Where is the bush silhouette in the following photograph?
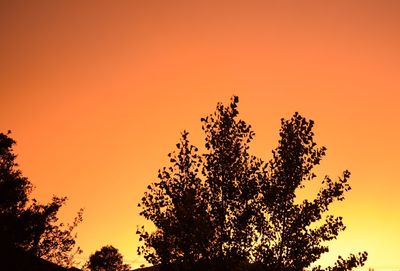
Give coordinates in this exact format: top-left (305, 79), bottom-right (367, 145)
top-left (137, 96), bottom-right (367, 271)
top-left (85, 245), bottom-right (130, 271)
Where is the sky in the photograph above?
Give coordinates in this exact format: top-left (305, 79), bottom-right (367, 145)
top-left (0, 0), bottom-right (399, 269)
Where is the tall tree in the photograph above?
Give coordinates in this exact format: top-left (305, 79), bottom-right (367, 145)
top-left (85, 245), bottom-right (130, 271)
top-left (0, 131), bottom-right (83, 267)
top-left (254, 113), bottom-right (367, 271)
top-left (201, 96), bottom-right (262, 269)
top-left (137, 131), bottom-right (213, 270)
top-left (137, 97), bottom-right (367, 271)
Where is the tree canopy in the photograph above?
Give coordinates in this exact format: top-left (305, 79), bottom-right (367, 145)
top-left (85, 245), bottom-right (131, 271)
top-left (137, 97), bottom-right (367, 271)
top-left (0, 131), bottom-right (83, 267)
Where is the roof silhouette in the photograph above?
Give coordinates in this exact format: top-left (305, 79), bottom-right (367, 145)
top-left (0, 245), bottom-right (81, 271)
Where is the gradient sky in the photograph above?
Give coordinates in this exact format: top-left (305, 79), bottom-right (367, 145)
top-left (0, 1), bottom-right (399, 269)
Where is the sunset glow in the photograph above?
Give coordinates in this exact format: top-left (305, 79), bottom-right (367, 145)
top-left (0, 1), bottom-right (399, 270)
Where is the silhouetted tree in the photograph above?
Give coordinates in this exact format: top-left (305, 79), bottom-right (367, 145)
top-left (85, 245), bottom-right (130, 271)
top-left (200, 96), bottom-right (263, 270)
top-left (137, 131), bottom-right (214, 270)
top-left (137, 97), bottom-right (367, 271)
top-left (0, 131), bottom-right (83, 267)
top-left (253, 113), bottom-right (367, 271)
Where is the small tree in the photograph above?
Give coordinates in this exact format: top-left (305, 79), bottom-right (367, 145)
top-left (85, 245), bottom-right (130, 271)
top-left (0, 131), bottom-right (83, 267)
top-left (137, 97), bottom-right (367, 271)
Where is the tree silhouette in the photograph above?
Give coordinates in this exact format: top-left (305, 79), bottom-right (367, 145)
top-left (200, 97), bottom-right (263, 270)
top-left (85, 245), bottom-right (130, 271)
top-left (253, 113), bottom-right (367, 271)
top-left (137, 97), bottom-right (367, 271)
top-left (0, 131), bottom-right (83, 267)
top-left (137, 131), bottom-right (214, 269)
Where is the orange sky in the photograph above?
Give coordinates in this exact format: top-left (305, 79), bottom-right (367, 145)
top-left (0, 1), bottom-right (399, 269)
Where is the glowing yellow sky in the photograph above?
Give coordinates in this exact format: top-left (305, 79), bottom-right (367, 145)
top-left (0, 1), bottom-right (399, 269)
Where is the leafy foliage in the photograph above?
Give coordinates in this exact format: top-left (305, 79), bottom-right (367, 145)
top-left (137, 97), bottom-right (367, 271)
top-left (0, 131), bottom-right (83, 267)
top-left (137, 131), bottom-right (213, 269)
top-left (85, 245), bottom-right (130, 271)
top-left (200, 97), bottom-right (263, 268)
top-left (254, 113), bottom-right (367, 271)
